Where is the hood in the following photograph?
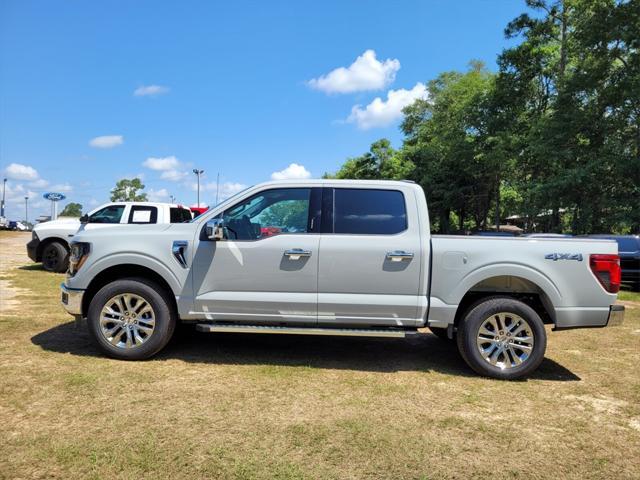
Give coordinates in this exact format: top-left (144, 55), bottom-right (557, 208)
top-left (72, 222), bottom-right (175, 242)
top-left (34, 217), bottom-right (80, 231)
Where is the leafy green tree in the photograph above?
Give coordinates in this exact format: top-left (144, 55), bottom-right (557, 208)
top-left (401, 62), bottom-right (499, 233)
top-left (59, 202), bottom-right (82, 217)
top-left (324, 139), bottom-right (414, 180)
top-left (110, 178), bottom-right (148, 202)
top-left (495, 0), bottom-right (640, 233)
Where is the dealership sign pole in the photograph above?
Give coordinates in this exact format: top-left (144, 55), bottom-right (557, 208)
top-left (43, 192), bottom-right (66, 220)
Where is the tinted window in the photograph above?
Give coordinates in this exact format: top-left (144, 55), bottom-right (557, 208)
top-left (223, 188), bottom-right (311, 240)
top-left (334, 189), bottom-right (407, 235)
top-left (128, 206), bottom-right (158, 224)
top-left (89, 205), bottom-right (125, 224)
top-left (170, 208), bottom-right (193, 223)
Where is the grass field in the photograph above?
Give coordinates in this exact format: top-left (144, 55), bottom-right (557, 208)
top-left (1, 231), bottom-right (639, 479)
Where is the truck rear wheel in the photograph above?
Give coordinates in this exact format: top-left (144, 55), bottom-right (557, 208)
top-left (456, 297), bottom-right (546, 380)
top-left (87, 278), bottom-right (176, 360)
top-left (42, 241), bottom-right (69, 273)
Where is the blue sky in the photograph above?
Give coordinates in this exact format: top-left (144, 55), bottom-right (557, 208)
top-left (0, 0), bottom-right (525, 220)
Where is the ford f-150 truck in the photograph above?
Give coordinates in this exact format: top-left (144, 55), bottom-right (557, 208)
top-left (60, 180), bottom-right (624, 379)
top-left (27, 202), bottom-right (193, 272)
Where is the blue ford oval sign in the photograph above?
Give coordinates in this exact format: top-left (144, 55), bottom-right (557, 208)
top-left (43, 192), bottom-right (66, 201)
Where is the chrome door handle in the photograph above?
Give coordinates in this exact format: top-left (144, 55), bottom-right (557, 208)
top-left (386, 250), bottom-right (414, 262)
top-left (284, 248), bottom-right (312, 260)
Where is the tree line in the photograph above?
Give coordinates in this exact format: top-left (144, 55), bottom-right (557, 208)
top-left (326, 0), bottom-right (639, 234)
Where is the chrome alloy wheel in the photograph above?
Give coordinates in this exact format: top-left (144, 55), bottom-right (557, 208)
top-left (476, 312), bottom-right (534, 369)
top-left (99, 293), bottom-right (155, 349)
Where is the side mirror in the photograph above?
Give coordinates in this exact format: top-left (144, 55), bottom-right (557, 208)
top-left (205, 218), bottom-right (225, 241)
top-left (80, 214), bottom-right (89, 224)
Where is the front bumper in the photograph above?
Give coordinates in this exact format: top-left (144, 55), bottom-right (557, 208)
top-left (60, 283), bottom-right (84, 316)
top-left (26, 237), bottom-right (40, 262)
top-left (607, 304), bottom-right (625, 327)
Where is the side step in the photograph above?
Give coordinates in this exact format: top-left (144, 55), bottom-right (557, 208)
top-left (195, 323), bottom-right (416, 338)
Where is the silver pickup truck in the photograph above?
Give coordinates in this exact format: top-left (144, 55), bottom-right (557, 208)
top-left (60, 179), bottom-right (624, 379)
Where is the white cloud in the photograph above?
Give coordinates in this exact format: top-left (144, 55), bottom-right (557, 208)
top-left (307, 50), bottom-right (400, 94)
top-left (49, 183), bottom-right (73, 193)
top-left (134, 85), bottom-right (170, 97)
top-left (143, 156), bottom-right (180, 171)
top-left (271, 163), bottom-right (312, 180)
top-left (186, 181), bottom-right (247, 205)
top-left (161, 170), bottom-right (188, 181)
top-left (142, 156), bottom-right (188, 182)
top-left (89, 135), bottom-right (123, 149)
top-left (29, 178), bottom-right (50, 188)
top-left (147, 188), bottom-right (170, 202)
top-left (5, 163), bottom-right (39, 181)
top-left (347, 82), bottom-right (428, 130)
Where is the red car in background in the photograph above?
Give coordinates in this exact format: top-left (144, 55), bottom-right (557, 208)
top-left (190, 206), bottom-right (209, 218)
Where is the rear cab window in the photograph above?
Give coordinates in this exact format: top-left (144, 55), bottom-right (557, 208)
top-left (170, 208), bottom-right (193, 223)
top-left (128, 206), bottom-right (158, 224)
top-left (333, 188), bottom-right (407, 234)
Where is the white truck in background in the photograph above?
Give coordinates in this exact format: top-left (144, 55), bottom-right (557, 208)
top-left (27, 202), bottom-right (193, 272)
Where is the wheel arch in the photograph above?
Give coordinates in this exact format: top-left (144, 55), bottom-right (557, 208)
top-left (453, 274), bottom-right (557, 328)
top-left (37, 236), bottom-right (69, 260)
top-left (81, 264), bottom-right (178, 318)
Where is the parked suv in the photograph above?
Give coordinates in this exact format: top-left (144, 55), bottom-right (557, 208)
top-left (587, 235), bottom-right (640, 291)
top-left (27, 202), bottom-right (193, 272)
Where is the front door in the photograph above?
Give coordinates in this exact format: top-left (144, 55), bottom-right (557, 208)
top-left (191, 187), bottom-right (321, 324)
top-left (318, 187), bottom-right (423, 327)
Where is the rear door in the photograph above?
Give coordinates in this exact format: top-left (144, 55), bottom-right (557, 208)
top-left (317, 186), bottom-right (423, 327)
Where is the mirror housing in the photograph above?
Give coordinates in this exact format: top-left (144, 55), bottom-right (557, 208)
top-left (79, 214), bottom-right (89, 224)
top-left (205, 218), bottom-right (225, 241)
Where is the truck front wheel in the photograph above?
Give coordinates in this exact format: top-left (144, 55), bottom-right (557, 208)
top-left (456, 297), bottom-right (547, 380)
top-left (87, 278), bottom-right (176, 360)
top-left (42, 241), bottom-right (69, 273)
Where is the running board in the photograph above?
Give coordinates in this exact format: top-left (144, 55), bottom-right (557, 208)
top-left (195, 323), bottom-right (416, 338)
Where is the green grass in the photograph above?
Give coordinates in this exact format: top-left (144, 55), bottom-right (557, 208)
top-left (618, 289), bottom-right (640, 303)
top-left (1, 243), bottom-right (640, 479)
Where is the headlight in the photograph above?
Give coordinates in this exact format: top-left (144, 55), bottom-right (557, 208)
top-left (68, 242), bottom-right (91, 276)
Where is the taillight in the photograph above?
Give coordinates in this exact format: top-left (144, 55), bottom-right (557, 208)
top-left (589, 254), bottom-right (621, 293)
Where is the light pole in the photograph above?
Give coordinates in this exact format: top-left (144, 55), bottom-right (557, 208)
top-left (170, 195), bottom-right (176, 204)
top-left (1, 178), bottom-right (6, 218)
top-left (215, 172), bottom-right (220, 206)
top-left (24, 196), bottom-right (29, 224)
top-left (193, 169), bottom-right (204, 207)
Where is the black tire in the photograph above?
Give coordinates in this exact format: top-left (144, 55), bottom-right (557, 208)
top-left (87, 278), bottom-right (176, 360)
top-left (429, 326), bottom-right (455, 341)
top-left (42, 241), bottom-right (69, 273)
top-left (456, 296), bottom-right (547, 380)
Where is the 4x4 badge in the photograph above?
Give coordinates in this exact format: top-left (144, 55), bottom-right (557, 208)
top-left (545, 253), bottom-right (583, 261)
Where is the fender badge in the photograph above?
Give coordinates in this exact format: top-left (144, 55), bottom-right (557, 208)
top-left (545, 253), bottom-right (583, 261)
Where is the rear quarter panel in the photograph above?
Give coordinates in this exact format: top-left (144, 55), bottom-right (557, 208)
top-left (429, 236), bottom-right (618, 328)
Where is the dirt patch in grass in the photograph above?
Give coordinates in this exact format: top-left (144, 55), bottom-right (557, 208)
top-left (1, 233), bottom-right (639, 479)
top-left (0, 232), bottom-right (32, 314)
